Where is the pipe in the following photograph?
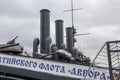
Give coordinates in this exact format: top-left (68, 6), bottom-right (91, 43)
top-left (66, 27), bottom-right (74, 53)
top-left (33, 38), bottom-right (39, 54)
top-left (55, 20), bottom-right (65, 49)
top-left (40, 9), bottom-right (51, 54)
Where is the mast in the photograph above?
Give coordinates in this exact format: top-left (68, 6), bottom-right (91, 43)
top-left (71, 0), bottom-right (74, 29)
top-left (70, 0), bottom-right (83, 47)
top-left (71, 0), bottom-right (75, 47)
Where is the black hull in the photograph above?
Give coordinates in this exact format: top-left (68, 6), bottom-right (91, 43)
top-left (0, 65), bottom-right (80, 80)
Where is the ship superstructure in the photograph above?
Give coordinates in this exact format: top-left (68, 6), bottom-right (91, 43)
top-left (0, 9), bottom-right (119, 80)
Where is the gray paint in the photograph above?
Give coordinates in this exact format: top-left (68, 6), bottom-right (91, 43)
top-left (40, 9), bottom-right (51, 54)
top-left (51, 44), bottom-right (58, 53)
top-left (33, 38), bottom-right (39, 54)
top-left (66, 27), bottom-right (74, 53)
top-left (45, 37), bottom-right (51, 54)
top-left (55, 20), bottom-right (64, 49)
top-left (71, 48), bottom-right (77, 58)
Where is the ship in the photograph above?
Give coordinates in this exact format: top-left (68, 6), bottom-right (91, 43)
top-left (0, 9), bottom-right (119, 80)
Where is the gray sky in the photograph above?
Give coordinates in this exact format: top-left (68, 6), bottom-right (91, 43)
top-left (0, 0), bottom-right (120, 59)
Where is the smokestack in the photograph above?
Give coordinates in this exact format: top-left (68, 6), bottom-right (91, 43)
top-left (40, 9), bottom-right (51, 54)
top-left (55, 20), bottom-right (65, 49)
top-left (66, 27), bottom-right (74, 53)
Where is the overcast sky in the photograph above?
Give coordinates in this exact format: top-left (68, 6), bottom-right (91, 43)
top-left (0, 0), bottom-right (120, 59)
